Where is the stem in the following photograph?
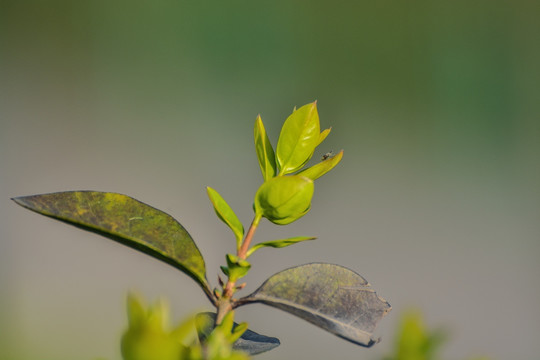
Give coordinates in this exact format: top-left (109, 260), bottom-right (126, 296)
top-left (215, 214), bottom-right (262, 325)
top-left (215, 298), bottom-right (232, 325)
top-left (238, 214), bottom-right (262, 260)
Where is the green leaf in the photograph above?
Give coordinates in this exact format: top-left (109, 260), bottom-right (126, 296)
top-left (276, 102), bottom-right (321, 174)
top-left (207, 187), bottom-right (244, 249)
top-left (317, 127), bottom-right (332, 146)
top-left (196, 312), bottom-right (281, 355)
top-left (122, 294), bottom-right (183, 360)
top-left (225, 253), bottom-right (251, 281)
top-left (12, 191), bottom-right (213, 302)
top-left (254, 115), bottom-right (277, 181)
top-left (239, 263), bottom-right (391, 347)
top-left (253, 175), bottom-right (314, 225)
top-left (297, 149), bottom-right (344, 181)
top-left (246, 236), bottom-right (316, 257)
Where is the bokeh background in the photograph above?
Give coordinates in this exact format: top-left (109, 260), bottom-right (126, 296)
top-left (1, 1), bottom-right (539, 359)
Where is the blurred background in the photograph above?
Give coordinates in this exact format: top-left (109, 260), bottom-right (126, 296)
top-left (1, 1), bottom-right (539, 359)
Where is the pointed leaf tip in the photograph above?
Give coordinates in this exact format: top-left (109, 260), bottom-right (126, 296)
top-left (297, 149), bottom-right (344, 181)
top-left (207, 187), bottom-right (244, 248)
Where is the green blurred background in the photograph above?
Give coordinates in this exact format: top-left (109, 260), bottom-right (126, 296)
top-left (1, 1), bottom-right (539, 359)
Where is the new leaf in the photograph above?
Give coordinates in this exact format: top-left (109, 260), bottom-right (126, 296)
top-left (246, 236), bottom-right (316, 257)
top-left (297, 149), bottom-right (344, 181)
top-left (276, 102), bottom-right (321, 175)
top-left (253, 175), bottom-right (314, 225)
top-left (254, 115), bottom-right (277, 181)
top-left (207, 187), bottom-right (244, 249)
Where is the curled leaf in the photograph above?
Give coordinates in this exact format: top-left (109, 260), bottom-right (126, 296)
top-left (253, 175), bottom-right (314, 225)
top-left (297, 149), bottom-right (344, 181)
top-left (238, 263), bottom-right (391, 347)
top-left (246, 236), bottom-right (316, 257)
top-left (276, 102), bottom-right (321, 175)
top-left (12, 191), bottom-right (213, 303)
top-left (207, 187), bottom-right (244, 249)
top-left (254, 115), bottom-right (277, 181)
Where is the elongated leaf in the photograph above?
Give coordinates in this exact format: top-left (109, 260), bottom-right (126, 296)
top-left (254, 115), bottom-right (277, 181)
top-left (239, 263), bottom-right (391, 347)
top-left (317, 127), bottom-right (332, 146)
top-left (246, 236), bottom-right (316, 257)
top-left (196, 312), bottom-right (281, 355)
top-left (276, 102), bottom-right (321, 175)
top-left (297, 149), bottom-right (344, 181)
top-left (253, 175), bottom-right (314, 225)
top-left (12, 191), bottom-right (213, 302)
top-left (207, 187), bottom-right (244, 249)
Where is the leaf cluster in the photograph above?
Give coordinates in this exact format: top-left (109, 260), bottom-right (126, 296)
top-left (12, 102), bottom-right (390, 358)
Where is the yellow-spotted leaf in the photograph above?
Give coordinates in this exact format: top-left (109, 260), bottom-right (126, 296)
top-left (253, 175), bottom-right (314, 225)
top-left (297, 149), bottom-right (344, 181)
top-left (276, 102), bottom-right (321, 175)
top-left (239, 263), bottom-right (391, 347)
top-left (254, 115), bottom-right (277, 181)
top-left (207, 187), bottom-right (244, 249)
top-left (12, 191), bottom-right (213, 302)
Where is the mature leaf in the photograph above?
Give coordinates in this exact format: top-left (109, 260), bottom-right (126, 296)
top-left (276, 102), bottom-right (321, 175)
top-left (297, 149), bottom-right (344, 181)
top-left (246, 236), bottom-right (316, 257)
top-left (317, 127), bottom-right (332, 146)
top-left (196, 312), bottom-right (281, 355)
top-left (253, 175), bottom-right (314, 225)
top-left (239, 263), bottom-right (391, 347)
top-left (254, 115), bottom-right (277, 181)
top-left (12, 191), bottom-right (213, 301)
top-left (207, 187), bottom-right (244, 249)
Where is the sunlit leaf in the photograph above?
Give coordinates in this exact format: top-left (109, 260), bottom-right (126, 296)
top-left (12, 191), bottom-right (213, 301)
top-left (297, 149), bottom-right (344, 180)
top-left (239, 263), bottom-right (391, 347)
top-left (225, 253), bottom-right (251, 281)
top-left (276, 102), bottom-right (321, 174)
top-left (254, 115), bottom-right (277, 181)
top-left (246, 236), bottom-right (316, 257)
top-left (317, 127), bottom-right (332, 146)
top-left (253, 175), bottom-right (314, 225)
top-left (196, 312), bottom-right (281, 355)
top-left (207, 187), bottom-right (244, 249)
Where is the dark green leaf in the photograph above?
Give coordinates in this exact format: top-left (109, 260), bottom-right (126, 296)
top-left (254, 115), bottom-right (277, 181)
top-left (207, 187), bottom-right (244, 249)
top-left (246, 236), bottom-right (316, 257)
top-left (196, 312), bottom-right (281, 355)
top-left (12, 191), bottom-right (213, 302)
top-left (276, 102), bottom-right (321, 175)
top-left (239, 263), bottom-right (391, 347)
